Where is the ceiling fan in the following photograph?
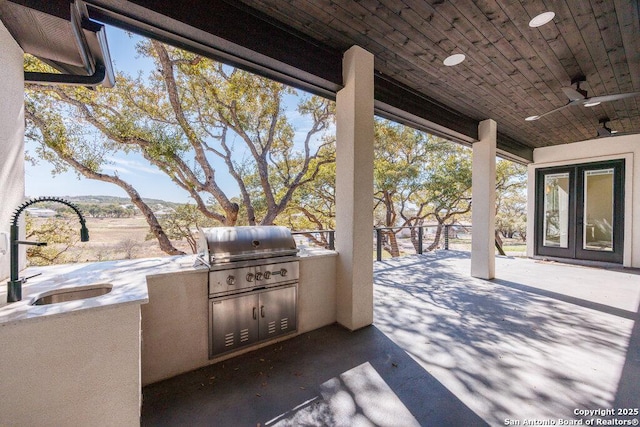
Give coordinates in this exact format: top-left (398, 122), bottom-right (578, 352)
top-left (595, 117), bottom-right (635, 138)
top-left (596, 118), bottom-right (618, 137)
top-left (525, 76), bottom-right (640, 121)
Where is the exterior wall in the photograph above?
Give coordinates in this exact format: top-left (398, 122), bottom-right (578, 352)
top-left (0, 22), bottom-right (25, 281)
top-left (527, 134), bottom-right (639, 267)
top-left (141, 252), bottom-right (337, 386)
top-left (0, 304), bottom-right (142, 426)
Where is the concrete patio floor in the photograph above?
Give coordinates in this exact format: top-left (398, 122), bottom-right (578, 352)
top-left (142, 251), bottom-right (640, 426)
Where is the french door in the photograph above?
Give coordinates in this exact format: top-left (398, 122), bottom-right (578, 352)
top-left (535, 160), bottom-right (625, 263)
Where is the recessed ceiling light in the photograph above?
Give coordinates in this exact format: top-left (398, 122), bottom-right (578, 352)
top-left (611, 130), bottom-right (618, 134)
top-left (584, 101), bottom-right (601, 107)
top-left (443, 53), bottom-right (465, 66)
top-left (529, 11), bottom-right (555, 28)
top-left (525, 115), bottom-right (540, 121)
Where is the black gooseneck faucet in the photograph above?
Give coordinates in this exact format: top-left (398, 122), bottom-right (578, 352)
top-left (6, 197), bottom-right (89, 303)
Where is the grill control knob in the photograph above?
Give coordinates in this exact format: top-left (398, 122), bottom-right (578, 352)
top-left (226, 275), bottom-right (236, 286)
top-left (255, 272), bottom-right (263, 281)
top-left (280, 268), bottom-right (288, 277)
top-left (263, 271), bottom-right (271, 280)
top-left (246, 273), bottom-right (254, 282)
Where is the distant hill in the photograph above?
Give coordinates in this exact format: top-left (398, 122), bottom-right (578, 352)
top-left (62, 195), bottom-right (182, 208)
top-left (24, 195), bottom-right (183, 211)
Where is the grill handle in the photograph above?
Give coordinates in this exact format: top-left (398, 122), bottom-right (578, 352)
top-left (194, 256), bottom-right (210, 269)
top-left (260, 305), bottom-right (265, 318)
top-left (253, 307), bottom-right (257, 320)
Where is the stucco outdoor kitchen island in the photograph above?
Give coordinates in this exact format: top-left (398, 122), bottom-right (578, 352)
top-left (0, 249), bottom-right (336, 426)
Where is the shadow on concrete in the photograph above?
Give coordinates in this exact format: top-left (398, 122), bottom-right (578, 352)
top-left (374, 253), bottom-right (637, 425)
top-left (141, 324), bottom-right (488, 426)
top-left (490, 278), bottom-right (637, 320)
top-left (491, 263), bottom-right (640, 414)
top-left (490, 276), bottom-right (640, 421)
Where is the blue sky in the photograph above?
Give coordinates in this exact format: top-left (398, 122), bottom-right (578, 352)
top-left (25, 26), bottom-right (319, 203)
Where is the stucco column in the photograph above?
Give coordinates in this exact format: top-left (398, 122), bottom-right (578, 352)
top-left (471, 119), bottom-right (497, 279)
top-left (0, 22), bottom-right (25, 282)
top-left (335, 46), bottom-right (374, 330)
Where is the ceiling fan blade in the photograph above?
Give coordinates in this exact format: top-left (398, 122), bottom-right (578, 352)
top-left (586, 91), bottom-right (640, 104)
top-left (525, 100), bottom-right (581, 121)
top-left (561, 86), bottom-right (585, 101)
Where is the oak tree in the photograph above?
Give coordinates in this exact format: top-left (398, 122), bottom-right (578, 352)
top-left (25, 37), bottom-right (334, 255)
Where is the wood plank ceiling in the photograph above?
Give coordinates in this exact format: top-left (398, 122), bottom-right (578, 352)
top-left (235, 0), bottom-right (640, 152)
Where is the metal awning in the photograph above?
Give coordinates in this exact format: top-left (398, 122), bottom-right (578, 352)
top-left (0, 0), bottom-right (114, 87)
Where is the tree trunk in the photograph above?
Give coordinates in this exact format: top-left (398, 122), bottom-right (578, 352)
top-left (409, 219), bottom-right (424, 252)
top-left (427, 223), bottom-right (444, 251)
top-left (495, 230), bottom-right (506, 256)
top-left (111, 181), bottom-right (186, 256)
top-left (383, 230), bottom-right (400, 258)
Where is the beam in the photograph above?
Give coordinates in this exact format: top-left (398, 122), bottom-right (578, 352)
top-left (374, 73), bottom-right (478, 142)
top-left (87, 0), bottom-right (343, 98)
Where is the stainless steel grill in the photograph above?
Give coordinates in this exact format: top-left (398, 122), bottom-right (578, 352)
top-left (199, 226), bottom-right (298, 264)
top-left (198, 226), bottom-right (299, 358)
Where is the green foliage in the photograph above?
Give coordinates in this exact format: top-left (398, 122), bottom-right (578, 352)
top-left (371, 120), bottom-right (474, 253)
top-left (78, 203), bottom-right (136, 218)
top-left (495, 161), bottom-right (527, 240)
top-left (278, 155), bottom-right (336, 233)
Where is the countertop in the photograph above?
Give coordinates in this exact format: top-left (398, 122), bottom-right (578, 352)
top-left (0, 250), bottom-right (336, 327)
top-left (298, 247), bottom-right (338, 258)
top-left (0, 255), bottom-right (206, 327)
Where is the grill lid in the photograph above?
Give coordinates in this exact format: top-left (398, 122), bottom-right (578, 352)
top-left (198, 226), bottom-right (298, 263)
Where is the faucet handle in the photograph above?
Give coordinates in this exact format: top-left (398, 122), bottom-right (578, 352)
top-left (16, 240), bottom-right (47, 247)
top-left (23, 272), bottom-right (42, 282)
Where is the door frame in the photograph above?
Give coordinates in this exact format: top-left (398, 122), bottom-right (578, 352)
top-left (535, 159), bottom-right (625, 264)
top-left (534, 166), bottom-right (576, 259)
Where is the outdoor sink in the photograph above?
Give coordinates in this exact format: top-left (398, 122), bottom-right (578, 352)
top-left (31, 284), bottom-right (113, 305)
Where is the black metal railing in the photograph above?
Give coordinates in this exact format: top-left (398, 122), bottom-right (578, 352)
top-left (290, 225), bottom-right (469, 259)
top-left (442, 224), bottom-right (473, 251)
top-left (291, 224), bottom-right (524, 261)
top-left (374, 225), bottom-right (453, 261)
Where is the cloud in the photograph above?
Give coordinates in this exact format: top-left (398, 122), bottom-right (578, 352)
top-left (103, 156), bottom-right (165, 175)
top-left (101, 164), bottom-right (132, 174)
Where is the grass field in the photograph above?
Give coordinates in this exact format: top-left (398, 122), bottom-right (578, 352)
top-left (29, 216), bottom-right (193, 265)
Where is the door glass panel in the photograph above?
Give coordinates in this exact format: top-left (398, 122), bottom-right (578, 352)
top-left (543, 173), bottom-right (570, 248)
top-left (583, 169), bottom-right (614, 251)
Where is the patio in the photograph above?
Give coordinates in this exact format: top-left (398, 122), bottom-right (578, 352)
top-left (141, 251), bottom-right (640, 426)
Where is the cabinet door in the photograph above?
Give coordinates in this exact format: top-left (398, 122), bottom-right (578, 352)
top-left (210, 294), bottom-right (258, 357)
top-left (258, 285), bottom-right (297, 340)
